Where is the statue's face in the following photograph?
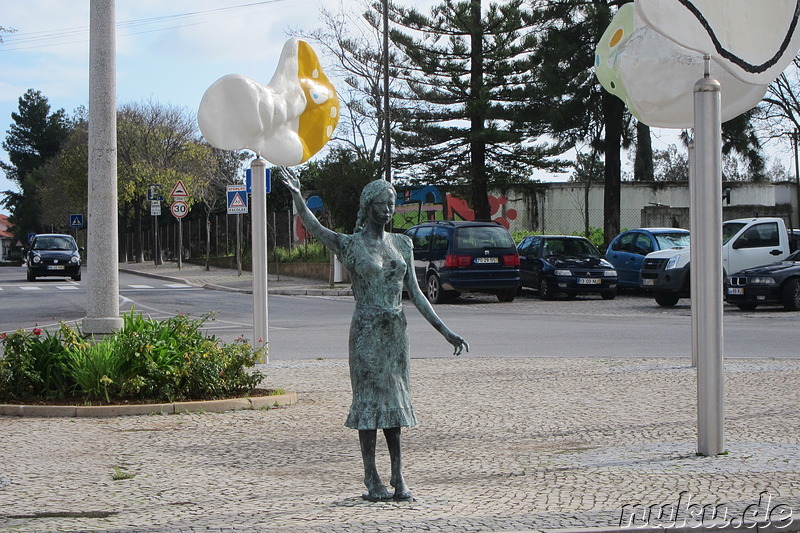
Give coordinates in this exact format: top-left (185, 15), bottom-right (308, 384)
top-left (368, 189), bottom-right (396, 226)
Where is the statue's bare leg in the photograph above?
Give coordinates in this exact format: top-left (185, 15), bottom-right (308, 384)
top-left (359, 429), bottom-right (391, 501)
top-left (384, 427), bottom-right (412, 501)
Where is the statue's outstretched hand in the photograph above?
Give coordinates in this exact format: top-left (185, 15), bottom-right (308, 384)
top-left (446, 332), bottom-right (469, 356)
top-left (279, 166), bottom-right (301, 195)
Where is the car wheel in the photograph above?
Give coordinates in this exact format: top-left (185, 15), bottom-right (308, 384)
top-left (27, 269), bottom-right (36, 282)
top-left (735, 302), bottom-right (758, 311)
top-left (654, 291), bottom-right (680, 307)
top-left (538, 278), bottom-right (554, 300)
top-left (72, 273), bottom-right (81, 282)
top-left (601, 289), bottom-right (617, 300)
top-left (426, 274), bottom-right (445, 304)
top-left (782, 278), bottom-right (800, 311)
top-left (497, 288), bottom-right (516, 302)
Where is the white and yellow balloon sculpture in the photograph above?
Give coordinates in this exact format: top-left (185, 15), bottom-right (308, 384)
top-left (595, 0), bottom-right (800, 128)
top-left (198, 38), bottom-right (339, 164)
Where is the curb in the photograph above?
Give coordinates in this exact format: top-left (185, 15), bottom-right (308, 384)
top-left (0, 391), bottom-right (297, 418)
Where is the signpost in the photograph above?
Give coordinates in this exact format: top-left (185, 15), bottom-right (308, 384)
top-left (148, 185), bottom-right (164, 265)
top-left (170, 181), bottom-right (189, 269)
top-left (69, 214), bottom-right (84, 242)
top-left (227, 184), bottom-right (248, 276)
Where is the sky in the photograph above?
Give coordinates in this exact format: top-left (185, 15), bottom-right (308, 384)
top-left (0, 1), bottom-right (797, 218)
top-left (0, 0), bottom-right (368, 215)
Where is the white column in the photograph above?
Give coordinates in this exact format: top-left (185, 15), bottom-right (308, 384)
top-left (83, 0), bottom-right (122, 334)
top-left (692, 58), bottom-right (724, 456)
top-left (251, 158), bottom-right (268, 363)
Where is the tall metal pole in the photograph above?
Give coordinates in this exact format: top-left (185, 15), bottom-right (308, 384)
top-left (84, 0), bottom-right (122, 334)
top-left (382, 0), bottom-right (391, 183)
top-left (793, 129), bottom-right (799, 227)
top-left (688, 139), bottom-right (697, 368)
top-left (251, 157), bottom-right (269, 363)
top-left (693, 57), bottom-right (724, 456)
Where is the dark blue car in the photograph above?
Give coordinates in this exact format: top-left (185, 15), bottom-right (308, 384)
top-left (605, 228), bottom-right (689, 288)
top-left (517, 235), bottom-right (618, 300)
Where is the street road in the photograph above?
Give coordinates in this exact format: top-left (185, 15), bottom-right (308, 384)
top-left (1, 266), bottom-right (797, 360)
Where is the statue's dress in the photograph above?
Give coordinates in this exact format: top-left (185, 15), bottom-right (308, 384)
top-left (338, 232), bottom-right (418, 430)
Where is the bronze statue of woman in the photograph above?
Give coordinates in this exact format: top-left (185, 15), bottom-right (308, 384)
top-left (280, 168), bottom-right (469, 502)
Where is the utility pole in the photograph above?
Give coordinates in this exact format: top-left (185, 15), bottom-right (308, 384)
top-left (382, 0), bottom-right (391, 183)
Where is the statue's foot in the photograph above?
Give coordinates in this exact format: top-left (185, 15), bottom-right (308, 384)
top-left (390, 477), bottom-right (413, 501)
top-left (362, 484), bottom-right (392, 502)
top-left (393, 488), bottom-right (413, 502)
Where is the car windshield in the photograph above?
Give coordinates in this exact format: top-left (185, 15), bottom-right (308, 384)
top-left (654, 232), bottom-right (690, 249)
top-left (542, 238), bottom-right (599, 257)
top-left (455, 226), bottom-right (514, 250)
top-left (722, 222), bottom-right (746, 245)
top-left (32, 236), bottom-right (77, 251)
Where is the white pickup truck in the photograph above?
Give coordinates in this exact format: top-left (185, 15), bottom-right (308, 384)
top-left (639, 217), bottom-right (795, 307)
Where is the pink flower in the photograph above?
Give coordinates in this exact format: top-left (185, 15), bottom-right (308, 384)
top-left (0, 332), bottom-right (6, 340)
top-left (32, 328), bottom-right (42, 336)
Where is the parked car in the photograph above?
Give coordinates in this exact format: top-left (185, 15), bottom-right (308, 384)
top-left (641, 217), bottom-right (794, 307)
top-left (405, 221), bottom-right (520, 303)
top-left (517, 235), bottom-right (618, 300)
top-left (605, 228), bottom-right (689, 288)
top-left (26, 233), bottom-right (82, 282)
top-left (724, 250), bottom-right (800, 310)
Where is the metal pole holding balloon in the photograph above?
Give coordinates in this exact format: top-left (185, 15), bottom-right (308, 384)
top-left (251, 157), bottom-right (269, 361)
top-left (693, 57), bottom-right (724, 456)
top-left (198, 38), bottom-right (340, 364)
top-left (596, 1), bottom-right (800, 456)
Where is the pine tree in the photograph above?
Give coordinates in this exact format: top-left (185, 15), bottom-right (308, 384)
top-left (1, 89), bottom-right (72, 240)
top-left (528, 0), bottom-right (629, 246)
top-left (381, 0), bottom-right (554, 220)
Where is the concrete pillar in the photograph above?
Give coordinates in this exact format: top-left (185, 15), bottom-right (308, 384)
top-left (83, 0), bottom-right (123, 334)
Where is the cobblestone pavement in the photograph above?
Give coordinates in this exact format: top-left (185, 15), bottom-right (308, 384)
top-left (2, 263), bottom-right (797, 532)
top-left (2, 356), bottom-right (798, 532)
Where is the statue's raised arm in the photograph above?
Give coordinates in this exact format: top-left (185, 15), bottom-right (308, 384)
top-left (279, 167), bottom-right (342, 255)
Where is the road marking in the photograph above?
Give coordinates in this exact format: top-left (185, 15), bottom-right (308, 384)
top-left (164, 283), bottom-right (193, 288)
top-left (19, 286), bottom-right (42, 291)
top-left (128, 284), bottom-right (154, 289)
top-left (56, 285), bottom-right (80, 290)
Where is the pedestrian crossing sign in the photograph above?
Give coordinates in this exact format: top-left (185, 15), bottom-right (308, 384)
top-left (227, 185), bottom-right (248, 214)
top-left (69, 214), bottom-right (84, 228)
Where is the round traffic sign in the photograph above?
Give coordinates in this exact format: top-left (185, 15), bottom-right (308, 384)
top-left (171, 200), bottom-right (188, 218)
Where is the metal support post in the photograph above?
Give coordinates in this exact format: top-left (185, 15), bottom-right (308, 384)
top-left (692, 57), bottom-right (724, 456)
top-left (251, 157), bottom-right (269, 363)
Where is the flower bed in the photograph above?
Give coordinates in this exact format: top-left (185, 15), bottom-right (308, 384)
top-left (0, 309), bottom-right (266, 405)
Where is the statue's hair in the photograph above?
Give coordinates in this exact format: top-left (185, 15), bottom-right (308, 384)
top-left (353, 179), bottom-right (396, 232)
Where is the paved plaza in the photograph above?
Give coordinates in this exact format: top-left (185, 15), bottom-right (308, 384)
top-left (1, 264), bottom-right (798, 532)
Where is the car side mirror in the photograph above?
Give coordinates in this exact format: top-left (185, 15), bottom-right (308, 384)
top-left (79, 247), bottom-right (85, 252)
top-left (732, 238), bottom-right (746, 250)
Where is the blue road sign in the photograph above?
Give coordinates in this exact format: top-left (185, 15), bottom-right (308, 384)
top-left (245, 168), bottom-right (271, 194)
top-left (70, 214), bottom-right (84, 228)
top-left (28, 232), bottom-right (36, 243)
top-left (227, 185), bottom-right (248, 214)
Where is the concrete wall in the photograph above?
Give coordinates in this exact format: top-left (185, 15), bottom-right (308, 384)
top-left (495, 180), bottom-right (799, 235)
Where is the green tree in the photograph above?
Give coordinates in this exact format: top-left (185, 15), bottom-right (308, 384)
top-left (529, 0), bottom-right (630, 247)
top-left (381, 0), bottom-right (554, 220)
top-left (116, 100), bottom-right (205, 262)
top-left (653, 145), bottom-right (689, 182)
top-left (1, 89), bottom-right (72, 241)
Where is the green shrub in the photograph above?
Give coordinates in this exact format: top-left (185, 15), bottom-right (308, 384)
top-left (271, 241), bottom-right (329, 263)
top-left (0, 309), bottom-right (266, 404)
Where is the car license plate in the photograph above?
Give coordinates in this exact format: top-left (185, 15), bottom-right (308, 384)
top-left (577, 278), bottom-right (601, 285)
top-left (727, 287), bottom-right (744, 295)
top-left (474, 257), bottom-right (499, 264)
top-left (47, 265), bottom-right (65, 270)
top-left (642, 279), bottom-right (655, 286)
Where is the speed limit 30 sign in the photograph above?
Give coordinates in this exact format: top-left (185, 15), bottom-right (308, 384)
top-left (171, 200), bottom-right (188, 218)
